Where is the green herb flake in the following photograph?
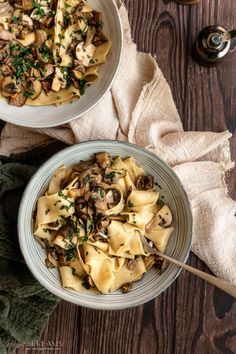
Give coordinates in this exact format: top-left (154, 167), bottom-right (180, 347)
top-left (81, 235), bottom-right (88, 245)
top-left (132, 214), bottom-right (136, 224)
top-left (66, 248), bottom-right (75, 261)
top-left (72, 267), bottom-right (76, 275)
top-left (58, 190), bottom-right (68, 200)
top-left (82, 279), bottom-right (90, 289)
top-left (60, 204), bottom-right (70, 212)
top-left (156, 199), bottom-right (165, 208)
top-left (45, 208), bottom-right (50, 215)
top-left (128, 200), bottom-right (134, 208)
top-left (89, 58), bottom-right (95, 64)
top-left (79, 78), bottom-right (87, 95)
top-left (12, 15), bottom-right (20, 24)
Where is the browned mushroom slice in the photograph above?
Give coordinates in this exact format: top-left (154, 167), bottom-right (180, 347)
top-left (92, 32), bottom-right (107, 47)
top-left (22, 0), bottom-right (33, 10)
top-left (0, 64), bottom-right (12, 76)
top-left (73, 159), bottom-right (95, 173)
top-left (136, 175), bottom-right (154, 190)
top-left (51, 76), bottom-right (61, 92)
top-left (92, 11), bottom-right (102, 24)
top-left (9, 92), bottom-right (27, 107)
top-left (35, 29), bottom-right (47, 45)
top-left (0, 29), bottom-right (16, 41)
top-left (21, 14), bottom-right (33, 29)
top-left (72, 69), bottom-right (84, 80)
top-left (93, 198), bottom-right (108, 211)
top-left (95, 152), bottom-right (111, 169)
top-left (12, 9), bottom-right (22, 17)
top-left (105, 188), bottom-right (121, 208)
top-left (0, 1), bottom-right (12, 14)
top-left (1, 76), bottom-right (20, 97)
top-left (84, 26), bottom-right (96, 47)
top-left (41, 80), bottom-right (51, 94)
top-left (44, 63), bottom-right (54, 78)
top-left (26, 78), bottom-right (42, 100)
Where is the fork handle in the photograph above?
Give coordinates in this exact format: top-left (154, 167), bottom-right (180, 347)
top-left (160, 253), bottom-right (236, 298)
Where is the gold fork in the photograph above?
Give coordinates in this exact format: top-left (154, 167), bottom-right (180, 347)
top-left (140, 235), bottom-right (236, 298)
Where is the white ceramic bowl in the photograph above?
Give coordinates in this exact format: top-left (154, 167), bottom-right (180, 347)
top-left (0, 0), bottom-right (122, 128)
top-left (18, 141), bottom-right (192, 309)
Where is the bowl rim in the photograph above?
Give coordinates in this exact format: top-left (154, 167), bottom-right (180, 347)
top-left (0, 0), bottom-right (123, 129)
top-left (18, 140), bottom-right (193, 309)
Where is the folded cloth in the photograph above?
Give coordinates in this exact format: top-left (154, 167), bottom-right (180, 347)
top-left (0, 0), bottom-right (235, 324)
top-left (0, 143), bottom-right (68, 354)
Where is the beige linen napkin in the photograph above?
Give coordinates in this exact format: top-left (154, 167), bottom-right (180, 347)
top-left (0, 2), bottom-right (235, 285)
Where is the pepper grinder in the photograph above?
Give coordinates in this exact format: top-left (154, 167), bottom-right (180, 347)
top-left (193, 25), bottom-right (236, 66)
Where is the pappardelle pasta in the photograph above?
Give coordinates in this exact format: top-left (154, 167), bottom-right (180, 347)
top-left (0, 0), bottom-right (111, 107)
top-left (34, 152), bottom-right (174, 294)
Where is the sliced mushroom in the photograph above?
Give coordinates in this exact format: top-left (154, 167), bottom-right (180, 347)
top-left (1, 76), bottom-right (20, 97)
top-left (17, 32), bottom-right (35, 46)
top-left (51, 76), bottom-right (61, 92)
top-left (0, 63), bottom-right (12, 76)
top-left (72, 69), bottom-right (84, 80)
top-left (41, 79), bottom-right (51, 94)
top-left (84, 26), bottom-right (96, 47)
top-left (136, 175), bottom-right (154, 190)
top-left (21, 14), bottom-right (33, 28)
top-left (35, 29), bottom-right (47, 45)
top-left (12, 9), bottom-right (22, 17)
top-left (32, 67), bottom-right (41, 78)
top-left (0, 29), bottom-right (16, 40)
top-left (75, 42), bottom-right (96, 67)
top-left (9, 92), bottom-right (27, 107)
top-left (105, 188), bottom-right (121, 206)
top-left (0, 1), bottom-right (11, 14)
top-left (93, 198), bottom-right (108, 211)
top-left (22, 0), bottom-right (33, 10)
top-left (44, 63), bottom-right (54, 78)
top-left (35, 47), bottom-right (49, 63)
top-left (95, 152), bottom-right (111, 169)
top-left (26, 78), bottom-right (42, 100)
top-left (92, 11), bottom-right (102, 24)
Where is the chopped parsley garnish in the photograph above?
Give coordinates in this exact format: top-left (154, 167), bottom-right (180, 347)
top-left (66, 247), bottom-right (75, 261)
top-left (132, 214), bottom-right (136, 224)
top-left (12, 16), bottom-right (20, 24)
top-left (39, 46), bottom-right (52, 60)
top-left (89, 58), bottom-right (95, 64)
top-left (79, 78), bottom-right (87, 95)
top-left (82, 278), bottom-right (90, 289)
top-left (81, 235), bottom-right (88, 245)
top-left (60, 205), bottom-right (70, 212)
top-left (1, 52), bottom-right (8, 59)
top-left (104, 171), bottom-right (116, 182)
top-left (72, 267), bottom-right (76, 275)
top-left (156, 199), bottom-right (165, 208)
top-left (23, 91), bottom-right (34, 98)
top-left (128, 201), bottom-right (134, 207)
top-left (58, 190), bottom-right (68, 200)
top-left (58, 33), bottom-right (65, 40)
top-left (45, 208), bottom-right (50, 215)
top-left (33, 0), bottom-right (45, 17)
top-left (43, 228), bottom-right (50, 233)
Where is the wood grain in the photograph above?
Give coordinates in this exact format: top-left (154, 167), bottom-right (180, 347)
top-left (14, 0), bottom-right (236, 353)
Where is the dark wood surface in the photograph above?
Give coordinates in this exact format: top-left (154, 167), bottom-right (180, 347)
top-left (14, 1), bottom-right (236, 353)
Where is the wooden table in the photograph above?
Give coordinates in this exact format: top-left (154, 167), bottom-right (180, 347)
top-left (15, 1), bottom-right (236, 353)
